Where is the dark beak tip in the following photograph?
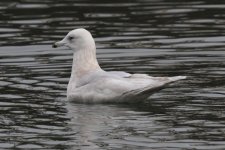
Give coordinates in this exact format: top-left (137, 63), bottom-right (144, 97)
top-left (52, 43), bottom-right (57, 48)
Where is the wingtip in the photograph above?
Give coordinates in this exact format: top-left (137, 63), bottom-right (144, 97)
top-left (170, 76), bottom-right (187, 82)
top-left (178, 76), bottom-right (187, 80)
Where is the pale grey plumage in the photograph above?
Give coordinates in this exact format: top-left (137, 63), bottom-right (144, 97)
top-left (53, 28), bottom-right (186, 103)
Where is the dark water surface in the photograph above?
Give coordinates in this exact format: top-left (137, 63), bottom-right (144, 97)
top-left (0, 0), bottom-right (225, 149)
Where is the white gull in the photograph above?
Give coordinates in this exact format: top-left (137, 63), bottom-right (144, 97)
top-left (52, 28), bottom-right (186, 103)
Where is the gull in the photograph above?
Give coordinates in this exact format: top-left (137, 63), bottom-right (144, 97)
top-left (52, 28), bottom-right (186, 103)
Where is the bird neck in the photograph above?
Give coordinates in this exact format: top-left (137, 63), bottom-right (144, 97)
top-left (71, 47), bottom-right (101, 79)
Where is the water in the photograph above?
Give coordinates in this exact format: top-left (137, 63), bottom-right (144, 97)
top-left (0, 0), bottom-right (225, 149)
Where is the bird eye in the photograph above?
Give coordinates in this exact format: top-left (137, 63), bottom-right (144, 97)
top-left (68, 36), bottom-right (74, 41)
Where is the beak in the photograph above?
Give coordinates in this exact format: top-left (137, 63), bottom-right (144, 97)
top-left (52, 40), bottom-right (66, 48)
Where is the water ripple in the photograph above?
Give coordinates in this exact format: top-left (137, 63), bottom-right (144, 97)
top-left (0, 0), bottom-right (225, 149)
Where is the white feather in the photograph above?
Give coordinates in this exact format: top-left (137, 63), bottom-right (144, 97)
top-left (53, 28), bottom-right (186, 103)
